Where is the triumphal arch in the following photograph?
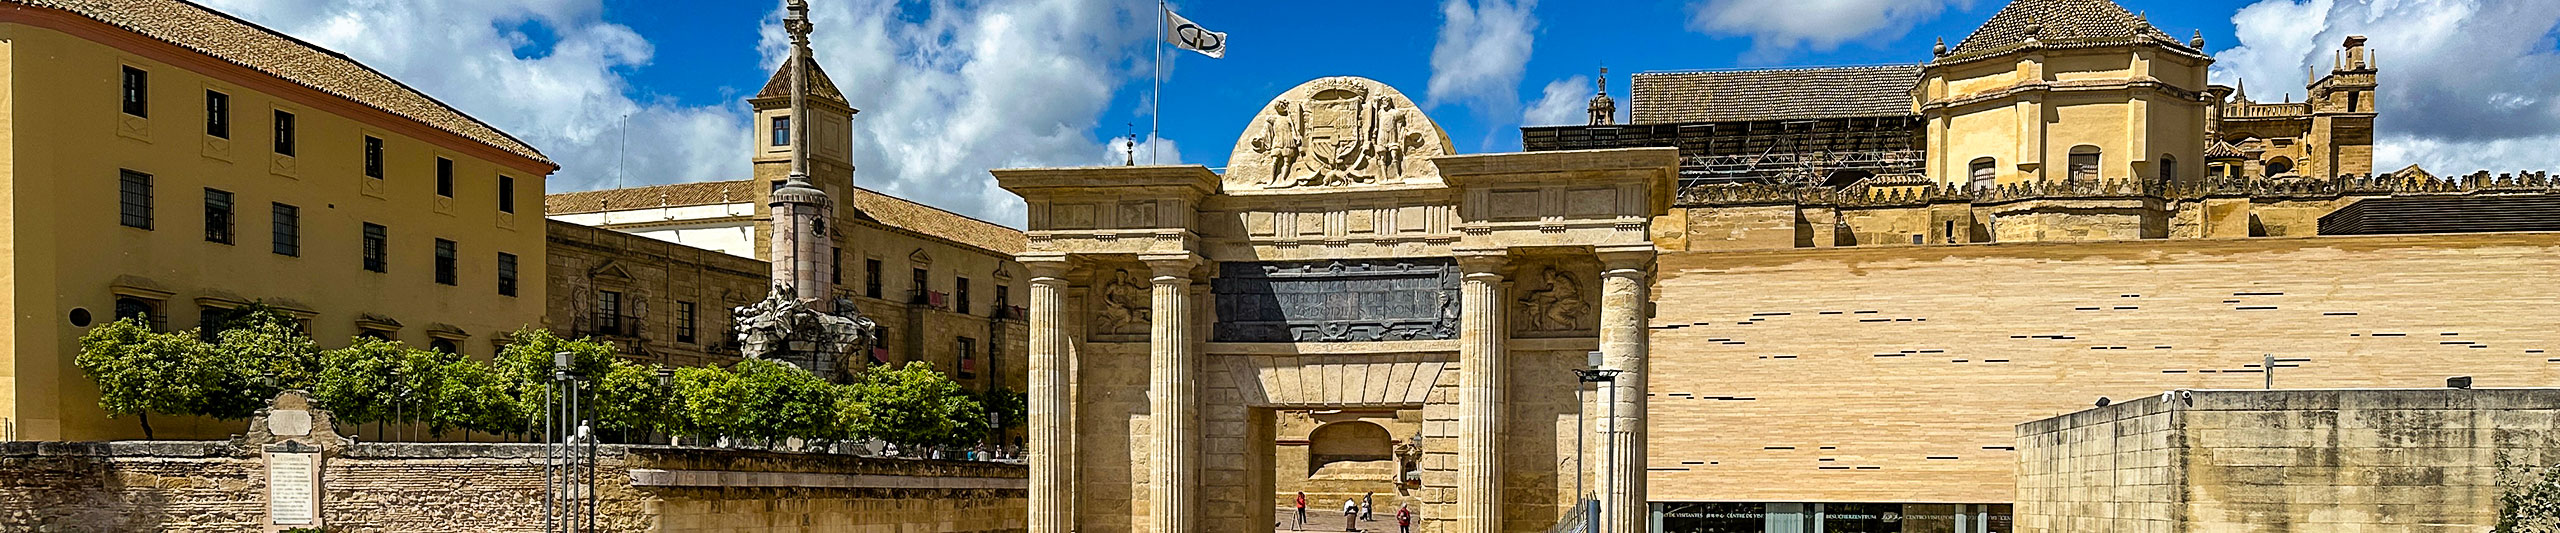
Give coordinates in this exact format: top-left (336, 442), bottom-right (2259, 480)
top-left (997, 77), bottom-right (1674, 533)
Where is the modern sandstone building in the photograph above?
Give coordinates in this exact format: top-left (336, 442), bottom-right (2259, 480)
top-left (0, 0), bottom-right (557, 441)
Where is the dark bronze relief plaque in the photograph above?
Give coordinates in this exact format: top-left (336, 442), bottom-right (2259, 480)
top-left (1212, 258), bottom-right (1461, 343)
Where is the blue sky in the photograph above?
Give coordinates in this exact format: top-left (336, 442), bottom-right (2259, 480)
top-left (202, 0), bottom-right (2560, 226)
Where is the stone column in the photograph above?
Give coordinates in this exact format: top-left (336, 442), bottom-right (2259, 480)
top-left (1146, 254), bottom-right (1201, 533)
top-left (1026, 256), bottom-right (1074, 533)
top-left (1595, 248), bottom-right (1654, 533)
top-left (1455, 253), bottom-right (1509, 533)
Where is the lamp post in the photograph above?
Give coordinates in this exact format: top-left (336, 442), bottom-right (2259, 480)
top-left (1570, 350), bottom-right (1621, 533)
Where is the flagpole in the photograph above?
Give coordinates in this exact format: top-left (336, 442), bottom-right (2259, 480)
top-left (1151, 0), bottom-right (1164, 165)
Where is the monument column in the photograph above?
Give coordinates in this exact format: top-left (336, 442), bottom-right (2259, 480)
top-left (1026, 255), bottom-right (1075, 533)
top-left (1146, 254), bottom-right (1202, 533)
top-left (1455, 252), bottom-right (1509, 533)
top-left (1595, 248), bottom-right (1654, 533)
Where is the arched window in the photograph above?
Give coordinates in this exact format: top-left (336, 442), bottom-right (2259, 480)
top-left (2068, 145), bottom-right (2102, 181)
top-left (1306, 421), bottom-right (1394, 476)
top-left (1968, 158), bottom-right (1998, 190)
top-left (2265, 157), bottom-right (2295, 177)
top-left (2160, 155), bottom-right (2179, 182)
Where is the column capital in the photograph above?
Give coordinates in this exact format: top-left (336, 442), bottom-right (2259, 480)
top-left (1022, 253), bottom-right (1075, 280)
top-left (1594, 246), bottom-right (1656, 273)
top-left (1454, 250), bottom-right (1510, 278)
top-left (1140, 253), bottom-right (1202, 279)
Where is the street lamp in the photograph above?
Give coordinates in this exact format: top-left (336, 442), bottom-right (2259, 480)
top-left (1570, 350), bottom-right (1621, 533)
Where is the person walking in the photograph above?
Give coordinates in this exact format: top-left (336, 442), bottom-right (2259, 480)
top-left (1295, 492), bottom-right (1309, 530)
top-left (1396, 503), bottom-right (1413, 533)
top-left (1342, 498), bottom-right (1358, 531)
top-left (1360, 493), bottom-right (1373, 522)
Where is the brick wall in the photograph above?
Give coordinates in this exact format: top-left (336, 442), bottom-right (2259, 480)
top-left (0, 441), bottom-right (1025, 532)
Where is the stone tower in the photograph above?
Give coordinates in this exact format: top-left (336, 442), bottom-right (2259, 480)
top-left (733, 0), bottom-right (875, 380)
top-left (1588, 67), bottom-right (1616, 126)
top-left (2307, 35), bottom-right (2377, 178)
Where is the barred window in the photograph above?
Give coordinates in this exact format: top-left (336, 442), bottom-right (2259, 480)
top-left (434, 238), bottom-right (457, 286)
top-left (362, 223), bottom-right (387, 273)
top-left (596, 291), bottom-right (623, 336)
top-left (271, 203), bottom-right (300, 256)
top-left (497, 252), bottom-right (519, 297)
top-left (119, 170), bottom-right (153, 229)
top-left (677, 301), bottom-right (698, 344)
top-left (203, 188), bottom-right (234, 244)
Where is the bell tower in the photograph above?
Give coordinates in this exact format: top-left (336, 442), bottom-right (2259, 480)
top-left (2307, 35), bottom-right (2377, 178)
top-left (749, 0), bottom-right (859, 269)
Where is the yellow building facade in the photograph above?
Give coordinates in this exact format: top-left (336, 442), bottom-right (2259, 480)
top-left (1, 0), bottom-right (557, 441)
top-left (1919, 0), bottom-right (2212, 189)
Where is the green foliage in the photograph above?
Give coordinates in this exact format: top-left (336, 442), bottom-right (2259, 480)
top-left (493, 328), bottom-right (619, 428)
top-left (979, 386), bottom-right (1028, 434)
top-left (667, 364), bottom-right (749, 440)
top-left (846, 361), bottom-right (986, 449)
top-left (430, 356), bottom-right (522, 437)
top-left (733, 359), bottom-right (844, 442)
top-left (197, 308), bottom-right (323, 420)
top-left (73, 306), bottom-right (319, 437)
top-left (2500, 456), bottom-right (2560, 533)
top-left (313, 338), bottom-right (453, 429)
top-left (590, 359), bottom-right (672, 434)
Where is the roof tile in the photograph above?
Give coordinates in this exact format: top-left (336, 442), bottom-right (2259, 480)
top-left (1629, 65), bottom-right (1921, 124)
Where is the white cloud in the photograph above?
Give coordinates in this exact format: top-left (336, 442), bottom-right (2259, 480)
top-left (197, 0), bottom-right (749, 194)
top-left (2214, 0), bottom-right (2560, 173)
top-left (1686, 0), bottom-right (1971, 59)
top-left (776, 0), bottom-right (1157, 226)
top-left (1521, 75), bottom-right (1593, 127)
top-left (1103, 135), bottom-right (1185, 167)
top-left (1428, 0), bottom-right (1540, 119)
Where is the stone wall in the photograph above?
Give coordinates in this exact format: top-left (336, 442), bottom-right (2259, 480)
top-left (0, 441), bottom-right (1025, 532)
top-left (2015, 388), bottom-right (2560, 532)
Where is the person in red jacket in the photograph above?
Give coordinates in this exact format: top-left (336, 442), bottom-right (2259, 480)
top-left (1295, 492), bottom-right (1309, 530)
top-left (1396, 503), bottom-right (1413, 533)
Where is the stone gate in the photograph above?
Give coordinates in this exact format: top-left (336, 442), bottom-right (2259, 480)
top-left (996, 77), bottom-right (1674, 533)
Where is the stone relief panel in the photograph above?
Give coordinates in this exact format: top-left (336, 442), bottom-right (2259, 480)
top-left (1211, 259), bottom-right (1460, 343)
top-left (1093, 266), bottom-right (1153, 337)
top-left (1515, 264), bottom-right (1596, 338)
top-left (1225, 76), bottom-right (1454, 192)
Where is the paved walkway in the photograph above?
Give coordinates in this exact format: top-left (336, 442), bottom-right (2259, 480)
top-left (1275, 507), bottom-right (1403, 533)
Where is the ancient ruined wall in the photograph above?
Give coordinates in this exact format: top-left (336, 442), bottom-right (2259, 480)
top-left (0, 442), bottom-right (1026, 533)
top-left (2015, 389), bottom-right (2560, 533)
top-left (1647, 232), bottom-right (2560, 505)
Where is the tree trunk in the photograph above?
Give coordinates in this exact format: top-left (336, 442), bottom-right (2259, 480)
top-left (138, 412), bottom-right (155, 440)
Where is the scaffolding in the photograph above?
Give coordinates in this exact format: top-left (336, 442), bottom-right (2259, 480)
top-left (1521, 115), bottom-right (1925, 188)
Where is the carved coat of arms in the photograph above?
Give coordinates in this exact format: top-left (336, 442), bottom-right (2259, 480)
top-left (1244, 78), bottom-right (1435, 190)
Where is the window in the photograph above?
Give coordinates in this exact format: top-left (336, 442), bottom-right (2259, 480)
top-left (997, 285), bottom-right (1012, 313)
top-left (120, 66), bottom-right (148, 117)
top-left (2265, 157), bottom-right (2295, 177)
top-left (596, 291), bottom-right (623, 336)
top-left (1968, 158), bottom-right (1997, 191)
top-left (771, 116), bottom-right (792, 146)
top-left (498, 175), bottom-right (517, 213)
top-left (114, 297), bottom-right (164, 331)
top-left (428, 339), bottom-right (460, 354)
top-left (273, 110), bottom-right (296, 156)
top-left (205, 91), bottom-right (229, 138)
top-left (677, 301), bottom-right (698, 344)
top-left (2160, 156), bottom-right (2179, 183)
top-left (497, 252), bottom-right (519, 297)
top-left (864, 259), bottom-right (883, 298)
top-left (434, 239), bottom-right (457, 286)
top-left (2068, 146), bottom-right (2101, 182)
top-left (203, 188), bottom-right (234, 244)
top-left (911, 268), bottom-right (930, 304)
top-left (957, 277), bottom-right (973, 315)
top-left (361, 223), bottom-right (387, 273)
top-left (956, 337), bottom-right (977, 379)
top-left (271, 203), bottom-right (300, 256)
top-left (119, 170), bottom-right (153, 229)
top-left (363, 136), bottom-right (384, 179)
top-left (435, 158), bottom-right (454, 197)
top-left (831, 247), bottom-right (843, 285)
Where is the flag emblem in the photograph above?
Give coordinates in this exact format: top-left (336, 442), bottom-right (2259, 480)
top-left (1166, 9), bottom-right (1226, 59)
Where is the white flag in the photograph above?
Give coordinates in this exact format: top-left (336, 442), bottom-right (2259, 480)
top-left (1165, 8), bottom-right (1226, 59)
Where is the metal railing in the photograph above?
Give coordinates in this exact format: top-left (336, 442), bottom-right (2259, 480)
top-left (1541, 496), bottom-right (1597, 533)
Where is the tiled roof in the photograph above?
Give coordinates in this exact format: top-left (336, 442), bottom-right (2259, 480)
top-left (1629, 65), bottom-right (1921, 124)
top-left (546, 180), bottom-right (1026, 255)
top-left (2204, 140), bottom-right (2245, 160)
top-left (1949, 0), bottom-right (2184, 59)
top-left (13, 0), bottom-right (551, 165)
top-left (756, 56), bottom-right (848, 105)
